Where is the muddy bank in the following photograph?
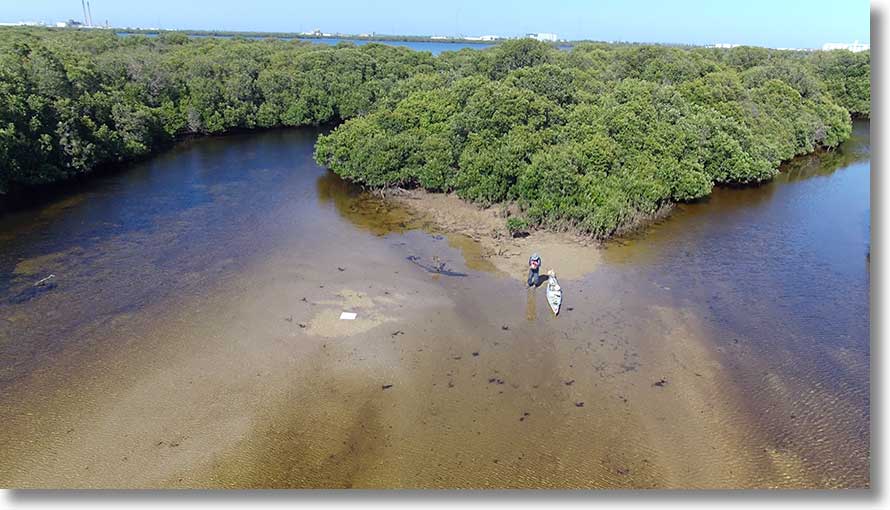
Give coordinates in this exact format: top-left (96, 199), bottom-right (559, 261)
top-left (391, 189), bottom-right (601, 282)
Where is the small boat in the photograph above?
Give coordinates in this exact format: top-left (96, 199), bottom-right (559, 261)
top-left (545, 270), bottom-right (562, 315)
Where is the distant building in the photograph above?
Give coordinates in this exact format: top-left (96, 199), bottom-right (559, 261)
top-left (465, 34), bottom-right (500, 41)
top-left (707, 42), bottom-right (814, 52)
top-left (822, 41), bottom-right (870, 52)
top-left (527, 32), bottom-right (557, 42)
top-left (0, 21), bottom-right (44, 27)
top-left (53, 19), bottom-right (84, 28)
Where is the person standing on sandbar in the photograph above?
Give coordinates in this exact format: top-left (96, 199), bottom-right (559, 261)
top-left (528, 253), bottom-right (542, 287)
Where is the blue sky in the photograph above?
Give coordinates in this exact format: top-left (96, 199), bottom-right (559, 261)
top-left (3, 0), bottom-right (871, 48)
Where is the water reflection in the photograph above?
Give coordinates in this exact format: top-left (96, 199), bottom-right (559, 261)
top-left (600, 120), bottom-right (871, 487)
top-left (526, 288), bottom-right (537, 321)
top-left (315, 171), bottom-right (421, 236)
top-left (316, 170), bottom-right (501, 274)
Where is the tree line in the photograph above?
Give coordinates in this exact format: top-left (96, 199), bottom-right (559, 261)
top-left (0, 28), bottom-right (870, 237)
top-left (0, 28), bottom-right (436, 194)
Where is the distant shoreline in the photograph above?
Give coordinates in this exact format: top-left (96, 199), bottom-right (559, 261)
top-left (115, 28), bottom-right (512, 45)
top-left (93, 30), bottom-right (704, 50)
top-left (3, 26), bottom-right (846, 51)
top-left (0, 25), bottom-right (673, 49)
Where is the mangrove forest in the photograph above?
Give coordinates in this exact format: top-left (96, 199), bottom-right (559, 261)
top-left (0, 28), bottom-right (870, 237)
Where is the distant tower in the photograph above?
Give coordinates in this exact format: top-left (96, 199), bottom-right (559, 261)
top-left (81, 0), bottom-right (88, 25)
top-left (87, 1), bottom-right (93, 26)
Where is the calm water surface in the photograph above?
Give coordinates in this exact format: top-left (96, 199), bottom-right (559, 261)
top-left (602, 121), bottom-right (870, 485)
top-left (117, 32), bottom-right (496, 54)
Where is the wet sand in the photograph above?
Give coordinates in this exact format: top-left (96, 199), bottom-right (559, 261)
top-left (391, 189), bottom-right (601, 281)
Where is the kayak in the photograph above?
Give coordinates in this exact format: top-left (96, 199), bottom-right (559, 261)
top-left (546, 272), bottom-right (562, 315)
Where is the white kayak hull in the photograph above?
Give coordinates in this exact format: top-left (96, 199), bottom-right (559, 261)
top-left (546, 275), bottom-right (562, 315)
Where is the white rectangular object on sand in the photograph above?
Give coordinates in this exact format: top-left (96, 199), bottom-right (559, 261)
top-left (339, 312), bottom-right (357, 320)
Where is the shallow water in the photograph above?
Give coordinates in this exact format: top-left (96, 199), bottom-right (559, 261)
top-left (0, 122), bottom-right (869, 488)
top-left (601, 120), bottom-right (871, 486)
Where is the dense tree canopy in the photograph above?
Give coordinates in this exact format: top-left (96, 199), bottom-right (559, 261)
top-left (0, 28), bottom-right (869, 237)
top-left (0, 28), bottom-right (434, 193)
top-left (317, 40), bottom-right (864, 237)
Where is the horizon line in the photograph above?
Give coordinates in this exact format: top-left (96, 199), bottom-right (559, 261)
top-left (0, 21), bottom-right (872, 51)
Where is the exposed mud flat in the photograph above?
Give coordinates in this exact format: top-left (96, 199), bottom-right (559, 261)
top-left (391, 190), bottom-right (601, 281)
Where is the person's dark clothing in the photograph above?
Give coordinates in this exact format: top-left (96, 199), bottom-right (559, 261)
top-left (528, 267), bottom-right (539, 287)
top-left (528, 254), bottom-right (541, 287)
